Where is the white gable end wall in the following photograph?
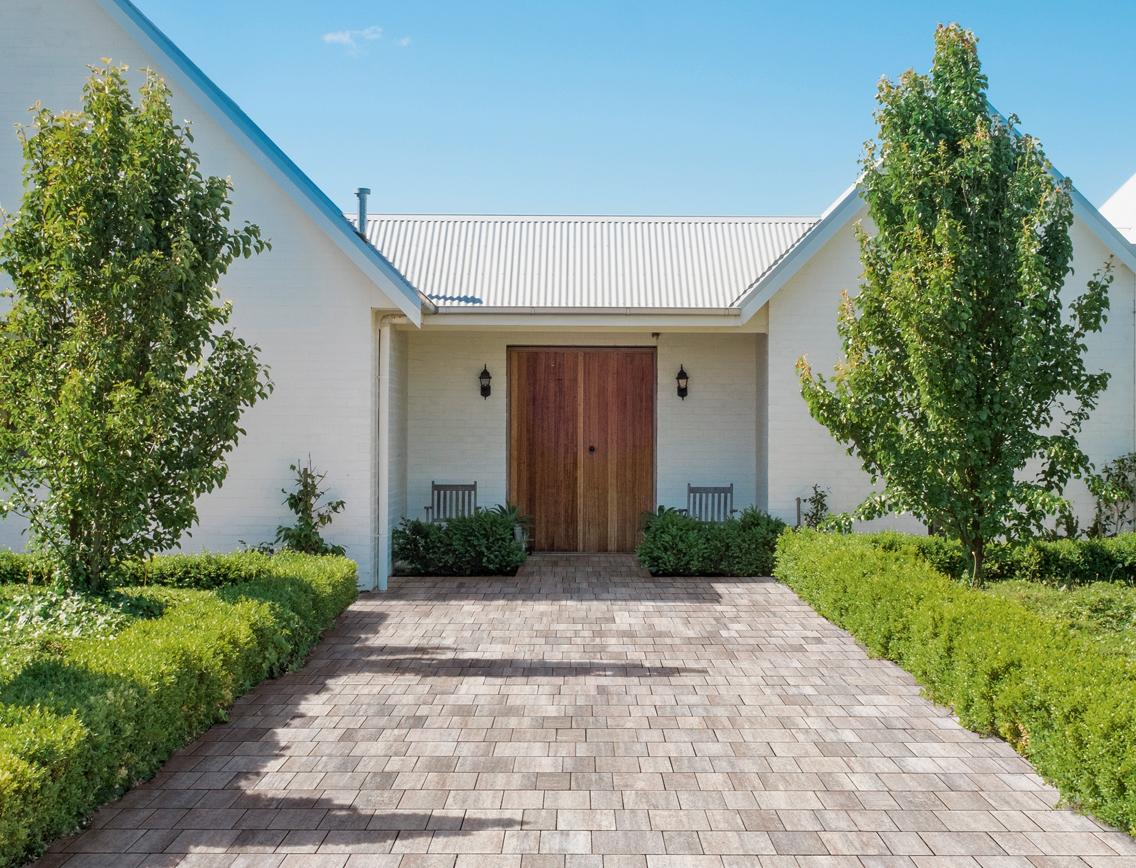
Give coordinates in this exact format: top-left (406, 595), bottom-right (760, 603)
top-left (766, 211), bottom-right (915, 529)
top-left (0, 0), bottom-right (406, 584)
top-left (768, 209), bottom-right (1136, 532)
top-left (1061, 219), bottom-right (1136, 511)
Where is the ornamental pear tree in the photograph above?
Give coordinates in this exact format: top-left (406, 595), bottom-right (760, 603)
top-left (796, 24), bottom-right (1113, 585)
top-left (0, 63), bottom-right (272, 591)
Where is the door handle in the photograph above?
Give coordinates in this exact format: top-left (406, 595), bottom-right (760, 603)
top-left (589, 445), bottom-right (595, 452)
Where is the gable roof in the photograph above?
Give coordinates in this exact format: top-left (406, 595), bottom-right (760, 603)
top-left (736, 169), bottom-right (1136, 323)
top-left (95, 0), bottom-right (423, 324)
top-left (360, 214), bottom-right (818, 312)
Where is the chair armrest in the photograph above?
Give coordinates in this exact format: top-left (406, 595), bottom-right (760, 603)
top-left (424, 506), bottom-right (433, 522)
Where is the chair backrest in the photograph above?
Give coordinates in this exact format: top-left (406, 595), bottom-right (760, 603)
top-left (429, 481), bottom-right (477, 523)
top-left (687, 483), bottom-right (734, 523)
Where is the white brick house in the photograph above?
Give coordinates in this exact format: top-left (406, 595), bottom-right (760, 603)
top-left (3, 0), bottom-right (1136, 589)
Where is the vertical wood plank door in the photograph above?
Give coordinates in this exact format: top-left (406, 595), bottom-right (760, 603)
top-left (509, 347), bottom-right (655, 552)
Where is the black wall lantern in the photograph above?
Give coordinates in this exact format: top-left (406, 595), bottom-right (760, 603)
top-left (479, 364), bottom-right (492, 399)
top-left (676, 364), bottom-right (689, 400)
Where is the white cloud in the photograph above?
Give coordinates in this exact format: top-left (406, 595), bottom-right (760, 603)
top-left (322, 26), bottom-right (383, 53)
top-left (396, 37), bottom-right (411, 46)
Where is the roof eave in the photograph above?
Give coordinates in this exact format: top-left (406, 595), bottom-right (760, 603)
top-left (427, 305), bottom-right (742, 316)
top-left (736, 184), bottom-right (864, 322)
top-left (1067, 186), bottom-right (1136, 276)
top-left (96, 0), bottom-right (422, 325)
top-left (987, 103), bottom-right (1136, 275)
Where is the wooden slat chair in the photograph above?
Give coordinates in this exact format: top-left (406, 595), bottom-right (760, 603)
top-left (424, 481), bottom-right (477, 524)
top-left (684, 483), bottom-right (736, 523)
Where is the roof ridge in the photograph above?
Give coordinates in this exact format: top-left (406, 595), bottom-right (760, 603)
top-left (361, 214), bottom-right (822, 221)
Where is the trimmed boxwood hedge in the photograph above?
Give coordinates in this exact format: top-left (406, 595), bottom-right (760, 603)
top-left (0, 550), bottom-right (281, 589)
top-left (775, 530), bottom-right (1136, 834)
top-left (866, 530), bottom-right (1136, 586)
top-left (0, 552), bottom-right (358, 868)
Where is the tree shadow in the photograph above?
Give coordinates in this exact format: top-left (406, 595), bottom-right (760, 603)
top-left (44, 589), bottom-right (710, 861)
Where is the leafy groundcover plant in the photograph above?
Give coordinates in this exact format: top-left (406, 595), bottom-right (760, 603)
top-left (637, 507), bottom-right (787, 577)
top-left (775, 530), bottom-right (1136, 834)
top-left (0, 551), bottom-right (357, 868)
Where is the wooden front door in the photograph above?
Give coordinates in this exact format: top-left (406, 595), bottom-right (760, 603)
top-left (508, 347), bottom-right (655, 552)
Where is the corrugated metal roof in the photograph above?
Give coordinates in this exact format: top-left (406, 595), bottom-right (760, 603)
top-left (359, 215), bottom-right (819, 310)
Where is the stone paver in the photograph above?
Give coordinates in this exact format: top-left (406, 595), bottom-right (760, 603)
top-left (39, 555), bottom-right (1136, 868)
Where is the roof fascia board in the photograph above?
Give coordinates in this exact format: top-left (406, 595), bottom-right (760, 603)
top-left (1068, 186), bottom-right (1136, 276)
top-left (428, 306), bottom-right (741, 316)
top-left (737, 185), bottom-right (864, 322)
top-left (734, 170), bottom-right (1136, 325)
top-left (96, 0), bottom-right (422, 325)
top-left (987, 103), bottom-right (1136, 275)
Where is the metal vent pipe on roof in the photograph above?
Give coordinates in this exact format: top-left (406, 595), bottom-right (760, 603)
top-left (355, 187), bottom-right (370, 239)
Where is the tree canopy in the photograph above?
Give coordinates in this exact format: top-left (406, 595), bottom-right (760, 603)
top-left (797, 24), bottom-right (1113, 583)
top-left (0, 63), bottom-right (272, 590)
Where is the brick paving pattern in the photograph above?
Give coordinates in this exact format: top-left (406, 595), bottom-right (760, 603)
top-left (40, 554), bottom-right (1136, 868)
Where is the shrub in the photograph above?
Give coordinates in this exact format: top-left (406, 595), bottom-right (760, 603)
top-left (0, 551), bottom-right (53, 586)
top-left (0, 553), bottom-right (357, 868)
top-left (637, 506), bottom-right (787, 576)
top-left (860, 531), bottom-right (1136, 587)
top-left (1089, 452), bottom-right (1136, 538)
top-left (0, 550), bottom-right (317, 591)
top-left (274, 458), bottom-right (346, 556)
top-left (636, 509), bottom-right (709, 576)
top-left (775, 530), bottom-right (1136, 834)
top-left (392, 510), bottom-right (527, 576)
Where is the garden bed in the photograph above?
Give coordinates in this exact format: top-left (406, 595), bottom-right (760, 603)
top-left (774, 530), bottom-right (1136, 835)
top-left (0, 551), bottom-right (358, 868)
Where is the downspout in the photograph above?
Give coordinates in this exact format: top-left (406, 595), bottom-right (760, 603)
top-left (377, 313), bottom-right (408, 591)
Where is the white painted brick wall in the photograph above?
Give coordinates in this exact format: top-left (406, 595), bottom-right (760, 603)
top-left (1056, 219), bottom-right (1136, 520)
top-left (404, 330), bottom-right (760, 530)
top-left (656, 334), bottom-right (758, 512)
top-left (0, 0), bottom-right (407, 586)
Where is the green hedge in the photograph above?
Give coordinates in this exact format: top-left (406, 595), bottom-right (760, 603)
top-left (0, 552), bottom-right (357, 868)
top-left (775, 530), bottom-right (1136, 834)
top-left (636, 507), bottom-right (787, 576)
top-left (866, 530), bottom-right (1136, 586)
top-left (0, 551), bottom-right (54, 586)
top-left (0, 550), bottom-right (281, 589)
top-left (393, 511), bottom-right (527, 576)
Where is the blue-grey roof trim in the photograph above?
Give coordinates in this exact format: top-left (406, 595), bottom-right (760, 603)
top-left (738, 137), bottom-right (1136, 322)
top-left (95, 0), bottom-right (422, 324)
top-left (986, 102), bottom-right (1136, 275)
top-left (1060, 177), bottom-right (1136, 277)
top-left (736, 184), bottom-right (864, 322)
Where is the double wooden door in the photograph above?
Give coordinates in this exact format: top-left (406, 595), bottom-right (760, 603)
top-left (508, 347), bottom-right (655, 552)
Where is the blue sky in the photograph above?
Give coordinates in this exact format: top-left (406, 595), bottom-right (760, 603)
top-left (133, 0), bottom-right (1136, 218)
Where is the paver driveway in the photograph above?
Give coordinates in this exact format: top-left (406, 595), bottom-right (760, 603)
top-left (45, 554), bottom-right (1136, 868)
